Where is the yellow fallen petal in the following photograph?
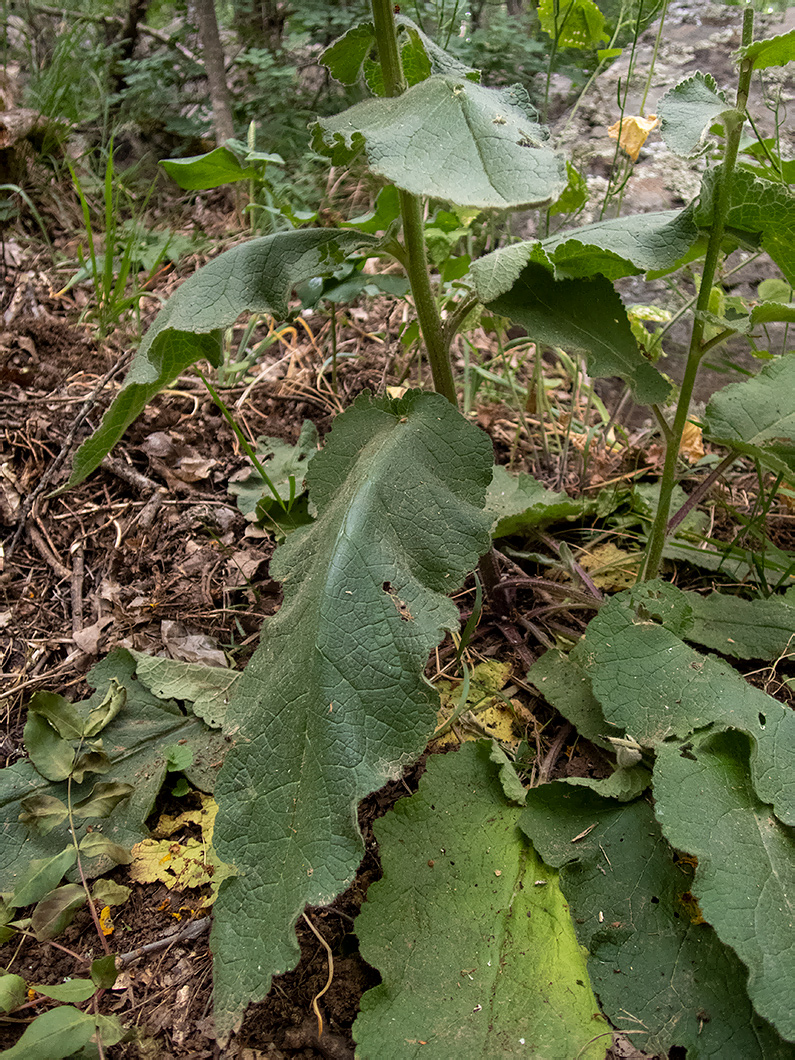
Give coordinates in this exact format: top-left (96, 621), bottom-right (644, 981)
top-left (680, 421), bottom-right (705, 463)
top-left (608, 114), bottom-right (658, 162)
top-left (99, 905), bottom-right (114, 937)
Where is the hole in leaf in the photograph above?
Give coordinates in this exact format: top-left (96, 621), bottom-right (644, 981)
top-left (758, 712), bottom-right (766, 728)
top-left (650, 895), bottom-right (659, 904)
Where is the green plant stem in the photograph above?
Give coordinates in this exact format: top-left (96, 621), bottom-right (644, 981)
top-left (640, 6), bottom-right (755, 581)
top-left (371, 0), bottom-right (457, 406)
top-left (196, 368), bottom-right (287, 510)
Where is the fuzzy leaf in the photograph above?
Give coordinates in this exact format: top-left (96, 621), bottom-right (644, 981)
top-left (355, 743), bottom-right (608, 1059)
top-left (740, 29), bottom-right (795, 70)
top-left (485, 263), bottom-right (670, 405)
top-left (66, 229), bottom-right (380, 488)
top-left (210, 391), bottom-right (493, 1040)
top-left (128, 651), bottom-right (240, 732)
top-left (313, 76), bottom-right (565, 210)
top-left (658, 73), bottom-right (731, 156)
top-left (486, 465), bottom-right (590, 536)
top-left (520, 784), bottom-right (794, 1058)
top-left (471, 209), bottom-right (697, 299)
top-left (702, 354), bottom-right (795, 479)
top-left (579, 592), bottom-right (795, 826)
top-left (695, 167), bottom-right (795, 284)
top-left (654, 730), bottom-right (795, 1042)
top-left (321, 22), bottom-right (375, 84)
top-left (684, 590), bottom-right (795, 661)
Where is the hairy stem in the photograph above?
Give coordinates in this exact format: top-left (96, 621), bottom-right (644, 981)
top-left (640, 6), bottom-right (754, 581)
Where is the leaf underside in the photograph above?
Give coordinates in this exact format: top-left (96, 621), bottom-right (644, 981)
top-left (210, 391), bottom-right (493, 1041)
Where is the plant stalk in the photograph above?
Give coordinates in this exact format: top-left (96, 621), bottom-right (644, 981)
top-left (370, 0), bottom-right (458, 406)
top-left (640, 5), bottom-right (754, 581)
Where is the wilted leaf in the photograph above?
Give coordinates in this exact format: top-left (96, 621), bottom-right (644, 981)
top-left (608, 114), bottom-right (658, 161)
top-left (520, 783), bottom-right (793, 1058)
top-left (31, 884), bottom-right (86, 941)
top-left (71, 781), bottom-right (134, 819)
top-left (23, 714), bottom-right (75, 783)
top-left (211, 391), bottom-right (493, 1040)
top-left (486, 465), bottom-right (591, 537)
top-left (314, 77), bottom-right (565, 209)
top-left (79, 832), bottom-right (132, 866)
top-left (91, 878), bottom-right (131, 908)
top-left (90, 954), bottom-right (119, 990)
top-left (83, 679), bottom-right (126, 738)
top-left (18, 794), bottom-right (69, 835)
top-left (355, 743), bottom-right (608, 1059)
top-left (472, 209), bottom-right (697, 298)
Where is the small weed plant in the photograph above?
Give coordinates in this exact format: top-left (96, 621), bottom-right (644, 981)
top-left (5, 3), bottom-right (795, 1055)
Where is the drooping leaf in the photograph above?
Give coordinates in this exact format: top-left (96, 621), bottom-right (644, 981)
top-left (0, 1005), bottom-right (96, 1060)
top-left (702, 354), bottom-right (795, 479)
top-left (520, 784), bottom-right (794, 1058)
top-left (31, 884), bottom-right (86, 941)
top-left (695, 166), bottom-right (795, 284)
top-left (210, 391), bottom-right (493, 1040)
top-left (654, 730), bottom-right (795, 1042)
top-left (485, 263), bottom-right (670, 405)
top-left (579, 591), bottom-right (795, 825)
top-left (128, 650), bottom-right (240, 732)
top-left (18, 794), bottom-right (69, 835)
top-left (25, 691), bottom-right (84, 741)
top-left (83, 679), bottom-right (126, 737)
top-left (71, 781), bottom-right (134, 819)
top-left (22, 714), bottom-right (75, 782)
top-left (740, 29), bottom-right (795, 70)
top-left (658, 73), bottom-right (732, 156)
top-left (66, 229), bottom-right (380, 488)
top-left (313, 77), bottom-right (566, 210)
top-left (160, 146), bottom-right (258, 190)
top-left (355, 742), bottom-right (609, 1059)
top-left (471, 209), bottom-right (698, 299)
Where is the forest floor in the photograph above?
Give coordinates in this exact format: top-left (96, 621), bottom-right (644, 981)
top-left (2, 5), bottom-right (795, 1057)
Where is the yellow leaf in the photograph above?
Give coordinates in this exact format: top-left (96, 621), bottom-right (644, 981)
top-left (99, 906), bottom-right (114, 937)
top-left (607, 114), bottom-right (658, 162)
top-left (680, 421), bottom-right (705, 463)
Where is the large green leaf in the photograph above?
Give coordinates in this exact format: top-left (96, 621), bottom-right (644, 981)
top-left (0, 1006), bottom-right (97, 1060)
top-left (485, 263), bottom-right (670, 405)
top-left (658, 73), bottom-right (732, 157)
top-left (695, 167), bottom-right (795, 284)
top-left (471, 209), bottom-right (698, 298)
top-left (66, 229), bottom-right (380, 488)
top-left (702, 354), bottom-right (795, 479)
top-left (520, 784), bottom-right (794, 1058)
top-left (313, 76), bottom-right (566, 209)
top-left (210, 391), bottom-right (493, 1041)
top-left (578, 591), bottom-right (795, 826)
top-left (538, 0), bottom-right (607, 49)
top-left (654, 730), bottom-right (795, 1043)
top-left (355, 742), bottom-right (609, 1059)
